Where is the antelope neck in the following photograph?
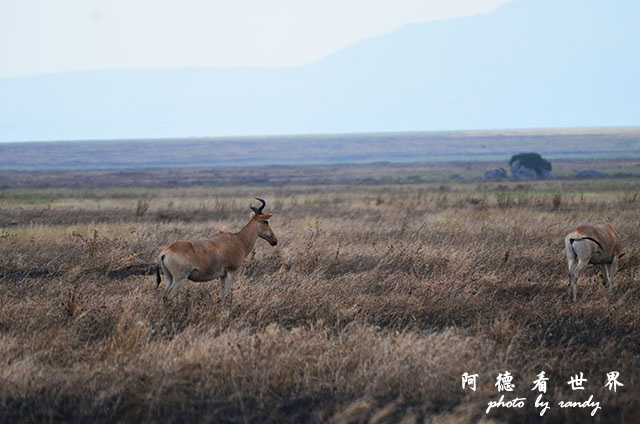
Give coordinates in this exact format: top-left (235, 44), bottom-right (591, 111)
top-left (235, 218), bottom-right (259, 255)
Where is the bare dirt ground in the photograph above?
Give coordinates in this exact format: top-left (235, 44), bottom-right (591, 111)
top-left (0, 168), bottom-right (639, 423)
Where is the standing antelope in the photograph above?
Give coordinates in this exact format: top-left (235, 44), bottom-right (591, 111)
top-left (156, 198), bottom-right (277, 299)
top-left (565, 223), bottom-right (624, 301)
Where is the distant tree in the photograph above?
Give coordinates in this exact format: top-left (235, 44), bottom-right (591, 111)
top-left (509, 152), bottom-right (552, 175)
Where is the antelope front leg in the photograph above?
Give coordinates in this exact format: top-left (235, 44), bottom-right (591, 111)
top-left (600, 263), bottom-right (611, 288)
top-left (219, 276), bottom-right (226, 299)
top-left (607, 255), bottom-right (618, 291)
top-left (221, 272), bottom-right (234, 300)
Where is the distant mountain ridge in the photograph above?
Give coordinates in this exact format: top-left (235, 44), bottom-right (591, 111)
top-left (1, 0), bottom-right (639, 142)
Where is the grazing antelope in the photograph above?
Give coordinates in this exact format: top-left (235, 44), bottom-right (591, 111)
top-left (156, 198), bottom-right (277, 299)
top-left (565, 223), bottom-right (624, 301)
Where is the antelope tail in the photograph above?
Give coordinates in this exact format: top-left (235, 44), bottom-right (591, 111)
top-left (156, 255), bottom-right (164, 289)
top-left (569, 236), bottom-right (603, 250)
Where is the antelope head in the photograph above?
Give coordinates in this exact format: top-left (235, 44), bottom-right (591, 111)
top-left (250, 198), bottom-right (278, 246)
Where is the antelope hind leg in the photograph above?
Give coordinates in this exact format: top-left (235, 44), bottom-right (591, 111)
top-left (567, 255), bottom-right (578, 300)
top-left (570, 260), bottom-right (589, 301)
top-left (566, 242), bottom-right (578, 300)
top-left (167, 278), bottom-right (188, 299)
top-left (160, 259), bottom-right (173, 291)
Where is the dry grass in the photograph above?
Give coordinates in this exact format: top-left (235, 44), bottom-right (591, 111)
top-left (1, 178), bottom-right (639, 423)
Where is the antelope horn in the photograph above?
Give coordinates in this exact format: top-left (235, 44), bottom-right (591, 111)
top-left (250, 197), bottom-right (266, 215)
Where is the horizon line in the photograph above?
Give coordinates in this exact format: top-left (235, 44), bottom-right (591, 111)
top-left (2, 126), bottom-right (639, 145)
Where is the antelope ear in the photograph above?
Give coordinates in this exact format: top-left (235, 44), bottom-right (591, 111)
top-left (261, 214), bottom-right (273, 220)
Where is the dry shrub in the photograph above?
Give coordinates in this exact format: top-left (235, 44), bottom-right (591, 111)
top-left (135, 199), bottom-right (150, 217)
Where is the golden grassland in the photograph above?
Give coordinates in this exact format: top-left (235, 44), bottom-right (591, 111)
top-left (1, 178), bottom-right (639, 423)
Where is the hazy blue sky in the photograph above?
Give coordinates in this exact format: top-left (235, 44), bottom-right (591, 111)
top-left (0, 0), bottom-right (510, 77)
